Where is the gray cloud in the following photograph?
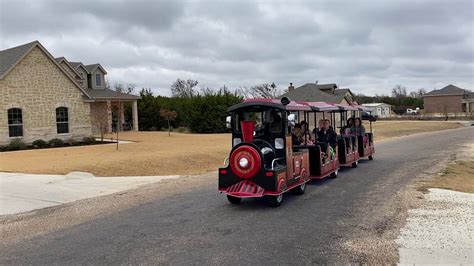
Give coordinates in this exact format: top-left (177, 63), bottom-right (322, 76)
top-left (1, 0), bottom-right (472, 96)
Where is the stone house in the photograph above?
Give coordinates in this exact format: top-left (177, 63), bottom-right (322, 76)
top-left (279, 83), bottom-right (360, 105)
top-left (0, 40), bottom-right (140, 145)
top-left (278, 83), bottom-right (360, 128)
top-left (423, 85), bottom-right (474, 114)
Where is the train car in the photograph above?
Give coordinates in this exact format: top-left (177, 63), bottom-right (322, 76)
top-left (218, 98), bottom-right (311, 207)
top-left (352, 104), bottom-right (376, 160)
top-left (332, 104), bottom-right (361, 168)
top-left (297, 102), bottom-right (341, 179)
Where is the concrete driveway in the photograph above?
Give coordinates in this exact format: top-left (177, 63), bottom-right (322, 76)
top-left (0, 172), bottom-right (179, 215)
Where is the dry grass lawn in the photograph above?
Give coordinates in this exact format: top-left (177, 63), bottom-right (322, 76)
top-left (0, 121), bottom-right (464, 176)
top-left (418, 143), bottom-right (474, 193)
top-left (366, 121), bottom-right (463, 141)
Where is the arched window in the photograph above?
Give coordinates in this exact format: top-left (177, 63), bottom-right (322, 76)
top-left (8, 108), bottom-right (23, 137)
top-left (56, 107), bottom-right (69, 134)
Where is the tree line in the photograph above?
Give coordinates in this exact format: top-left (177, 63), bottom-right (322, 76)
top-left (136, 79), bottom-right (243, 133)
top-left (356, 85), bottom-right (425, 109)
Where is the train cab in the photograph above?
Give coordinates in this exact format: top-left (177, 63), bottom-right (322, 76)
top-left (218, 98), bottom-right (311, 207)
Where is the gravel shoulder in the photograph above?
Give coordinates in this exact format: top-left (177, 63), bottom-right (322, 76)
top-left (394, 142), bottom-right (474, 263)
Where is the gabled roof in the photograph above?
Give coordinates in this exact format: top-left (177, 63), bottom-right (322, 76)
top-left (85, 88), bottom-right (140, 100)
top-left (0, 41), bottom-right (92, 99)
top-left (424, 85), bottom-right (467, 97)
top-left (279, 83), bottom-right (357, 104)
top-left (84, 63), bottom-right (107, 74)
top-left (55, 57), bottom-right (83, 80)
top-left (0, 41), bottom-right (37, 79)
top-left (69, 61), bottom-right (90, 74)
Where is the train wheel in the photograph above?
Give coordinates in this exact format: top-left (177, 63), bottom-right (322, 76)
top-left (352, 161), bottom-right (358, 168)
top-left (227, 195), bottom-right (242, 204)
top-left (266, 193), bottom-right (283, 207)
top-left (368, 155), bottom-right (374, 160)
top-left (330, 169), bottom-right (339, 179)
top-left (291, 182), bottom-right (306, 195)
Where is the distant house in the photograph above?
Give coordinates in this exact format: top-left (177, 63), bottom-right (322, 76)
top-left (362, 103), bottom-right (392, 118)
top-left (0, 40), bottom-right (140, 145)
top-left (279, 83), bottom-right (360, 105)
top-left (423, 85), bottom-right (474, 113)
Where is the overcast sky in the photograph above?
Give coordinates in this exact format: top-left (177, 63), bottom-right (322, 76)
top-left (1, 0), bottom-right (473, 96)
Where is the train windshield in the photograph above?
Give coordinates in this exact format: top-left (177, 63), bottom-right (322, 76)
top-left (233, 108), bottom-right (283, 135)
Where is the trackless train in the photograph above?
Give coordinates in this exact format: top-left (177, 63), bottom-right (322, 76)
top-left (218, 97), bottom-right (375, 207)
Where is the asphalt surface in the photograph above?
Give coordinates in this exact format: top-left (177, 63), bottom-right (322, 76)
top-left (1, 127), bottom-right (473, 264)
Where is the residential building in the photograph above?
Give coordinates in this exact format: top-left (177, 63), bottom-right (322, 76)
top-left (279, 83), bottom-right (360, 105)
top-left (423, 85), bottom-right (474, 113)
top-left (0, 40), bottom-right (140, 145)
top-left (278, 82), bottom-right (360, 129)
top-left (362, 103), bottom-right (393, 118)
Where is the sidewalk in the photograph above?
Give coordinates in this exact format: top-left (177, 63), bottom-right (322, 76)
top-left (0, 172), bottom-right (180, 215)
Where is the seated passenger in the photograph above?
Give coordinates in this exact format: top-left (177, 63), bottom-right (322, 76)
top-left (300, 120), bottom-right (313, 143)
top-left (317, 119), bottom-right (338, 159)
top-left (351, 118), bottom-right (366, 136)
top-left (341, 117), bottom-right (354, 135)
top-left (312, 119), bottom-right (325, 136)
top-left (292, 123), bottom-right (303, 145)
top-left (268, 110), bottom-right (282, 133)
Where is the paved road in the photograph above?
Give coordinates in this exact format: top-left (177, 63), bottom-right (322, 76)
top-left (1, 127), bottom-right (473, 264)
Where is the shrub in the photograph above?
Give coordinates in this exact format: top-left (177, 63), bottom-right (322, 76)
top-left (7, 139), bottom-right (27, 151)
top-left (32, 139), bottom-right (48, 149)
top-left (82, 136), bottom-right (96, 145)
top-left (48, 138), bottom-right (64, 147)
top-left (66, 138), bottom-right (79, 146)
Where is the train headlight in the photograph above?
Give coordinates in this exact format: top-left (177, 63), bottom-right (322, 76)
top-left (239, 157), bottom-right (249, 169)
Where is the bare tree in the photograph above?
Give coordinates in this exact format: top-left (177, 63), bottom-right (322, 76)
top-left (200, 87), bottom-right (215, 96)
top-left (94, 103), bottom-right (109, 143)
top-left (392, 85), bottom-right (407, 99)
top-left (239, 82), bottom-right (280, 99)
top-left (171, 79), bottom-right (199, 98)
top-left (160, 109), bottom-right (178, 136)
top-left (416, 88), bottom-right (427, 98)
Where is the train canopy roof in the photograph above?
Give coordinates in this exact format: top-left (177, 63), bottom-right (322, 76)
top-left (351, 104), bottom-right (372, 112)
top-left (228, 98), bottom-right (311, 112)
top-left (304, 102), bottom-right (340, 112)
top-left (332, 103), bottom-right (359, 111)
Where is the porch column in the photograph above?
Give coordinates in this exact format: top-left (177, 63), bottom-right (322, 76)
top-left (132, 100), bottom-right (139, 131)
top-left (106, 100), bottom-right (112, 133)
top-left (119, 101), bottom-right (125, 131)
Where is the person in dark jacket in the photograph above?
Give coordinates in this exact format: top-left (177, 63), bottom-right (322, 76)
top-left (317, 119), bottom-right (338, 149)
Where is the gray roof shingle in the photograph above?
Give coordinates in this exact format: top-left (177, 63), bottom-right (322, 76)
top-left (424, 85), bottom-right (467, 96)
top-left (0, 41), bottom-right (37, 79)
top-left (69, 61), bottom-right (83, 69)
top-left (279, 83), bottom-right (347, 103)
top-left (86, 88), bottom-right (140, 100)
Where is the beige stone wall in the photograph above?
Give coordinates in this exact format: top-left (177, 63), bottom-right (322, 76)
top-left (0, 46), bottom-right (92, 145)
top-left (90, 101), bottom-right (110, 134)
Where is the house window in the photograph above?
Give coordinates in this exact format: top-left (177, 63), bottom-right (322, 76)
top-left (95, 74), bottom-right (102, 86)
top-left (8, 108), bottom-right (23, 137)
top-left (56, 107), bottom-right (69, 134)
